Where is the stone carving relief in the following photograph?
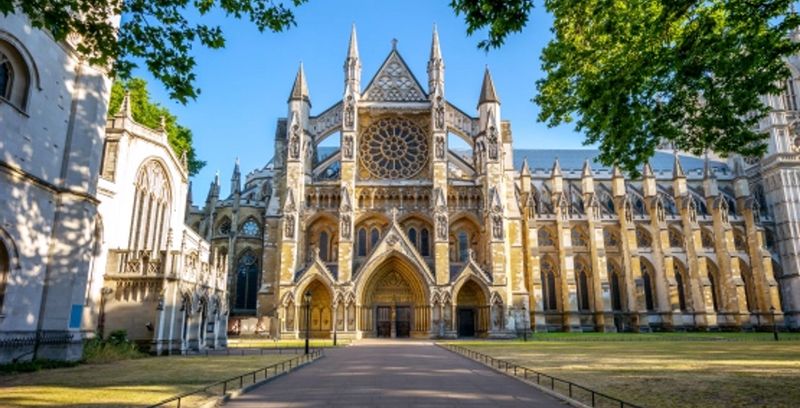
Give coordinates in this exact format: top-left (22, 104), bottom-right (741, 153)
top-left (436, 214), bottom-right (448, 241)
top-left (342, 134), bottom-right (354, 160)
top-left (363, 53), bottom-right (427, 102)
top-left (340, 214), bottom-right (352, 240)
top-left (284, 214), bottom-right (295, 238)
top-left (487, 125), bottom-right (499, 161)
top-left (435, 134), bottom-right (445, 160)
top-left (433, 95), bottom-right (445, 130)
top-left (289, 123), bottom-right (301, 160)
top-left (344, 95), bottom-right (355, 129)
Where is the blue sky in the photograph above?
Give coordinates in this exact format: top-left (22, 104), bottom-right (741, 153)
top-left (131, 0), bottom-right (589, 200)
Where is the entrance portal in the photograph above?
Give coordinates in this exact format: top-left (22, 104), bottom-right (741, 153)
top-left (458, 308), bottom-right (475, 337)
top-left (396, 306), bottom-right (411, 337)
top-left (377, 306), bottom-right (391, 338)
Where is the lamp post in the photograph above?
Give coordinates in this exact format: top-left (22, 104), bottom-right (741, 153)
top-left (304, 290), bottom-right (312, 355)
top-left (771, 306), bottom-right (778, 342)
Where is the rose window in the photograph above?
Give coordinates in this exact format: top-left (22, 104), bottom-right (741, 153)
top-left (360, 117), bottom-right (428, 179)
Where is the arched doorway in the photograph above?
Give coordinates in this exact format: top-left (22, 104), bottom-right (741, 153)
top-left (299, 279), bottom-right (333, 338)
top-left (359, 256), bottom-right (429, 338)
top-left (455, 279), bottom-right (488, 337)
top-left (0, 240), bottom-right (9, 311)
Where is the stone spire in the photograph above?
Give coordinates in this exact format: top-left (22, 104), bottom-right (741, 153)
top-left (519, 157), bottom-right (531, 194)
top-left (288, 62), bottom-right (310, 105)
top-left (733, 157), bottom-right (749, 198)
top-left (612, 165), bottom-right (625, 197)
top-left (185, 181), bottom-right (193, 222)
top-left (344, 24), bottom-right (361, 93)
top-left (478, 67), bottom-right (500, 106)
top-left (520, 157), bottom-right (531, 177)
top-left (119, 91), bottom-right (132, 118)
top-left (231, 157), bottom-right (241, 195)
top-left (206, 171), bottom-right (220, 204)
top-left (427, 24), bottom-right (444, 95)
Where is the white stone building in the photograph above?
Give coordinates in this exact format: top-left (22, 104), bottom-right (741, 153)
top-left (86, 97), bottom-right (228, 354)
top-left (0, 11), bottom-right (112, 362)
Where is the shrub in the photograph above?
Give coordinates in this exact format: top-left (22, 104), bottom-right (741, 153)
top-left (83, 330), bottom-right (144, 364)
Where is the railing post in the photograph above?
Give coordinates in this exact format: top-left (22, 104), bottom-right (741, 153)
top-left (569, 383), bottom-right (572, 398)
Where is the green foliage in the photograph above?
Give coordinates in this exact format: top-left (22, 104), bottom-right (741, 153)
top-left (83, 330), bottom-right (145, 364)
top-left (535, 0), bottom-right (800, 175)
top-left (109, 78), bottom-right (205, 175)
top-left (1, 0), bottom-right (307, 103)
top-left (450, 0), bottom-right (534, 50)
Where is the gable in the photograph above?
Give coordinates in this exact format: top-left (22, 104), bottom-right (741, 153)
top-left (362, 50), bottom-right (427, 103)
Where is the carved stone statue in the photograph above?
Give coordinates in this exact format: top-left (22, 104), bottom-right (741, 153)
top-left (487, 126), bottom-right (499, 161)
top-left (343, 134), bottom-right (354, 160)
top-left (284, 214), bottom-right (295, 238)
top-left (341, 214), bottom-right (352, 240)
top-left (436, 214), bottom-right (448, 240)
top-left (434, 95), bottom-right (445, 129)
top-left (492, 214), bottom-right (503, 239)
top-left (435, 135), bottom-right (445, 160)
top-left (344, 95), bottom-right (355, 128)
top-left (289, 124), bottom-right (301, 159)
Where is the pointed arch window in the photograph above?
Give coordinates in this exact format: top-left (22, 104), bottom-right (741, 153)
top-left (357, 228), bottom-right (367, 257)
top-left (577, 269), bottom-right (591, 311)
top-left (543, 271), bottom-right (557, 311)
top-left (642, 266), bottom-right (656, 311)
top-left (741, 262), bottom-right (757, 312)
top-left (408, 228), bottom-right (417, 247)
top-left (420, 228), bottom-right (430, 257)
top-left (458, 231), bottom-right (469, 262)
top-left (675, 266), bottom-right (687, 311)
top-left (708, 271), bottom-right (720, 312)
top-left (319, 231), bottom-right (329, 261)
top-left (235, 251), bottom-right (259, 310)
top-left (370, 228), bottom-right (380, 250)
top-left (610, 267), bottom-right (623, 311)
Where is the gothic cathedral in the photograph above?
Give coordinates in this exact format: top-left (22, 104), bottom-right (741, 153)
top-left (189, 26), bottom-right (800, 338)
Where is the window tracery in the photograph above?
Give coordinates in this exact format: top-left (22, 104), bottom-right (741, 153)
top-left (0, 53), bottom-right (12, 100)
top-left (240, 219), bottom-right (260, 237)
top-left (360, 117), bottom-right (428, 179)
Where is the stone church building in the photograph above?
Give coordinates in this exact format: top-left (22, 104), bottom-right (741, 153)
top-left (190, 27), bottom-right (800, 338)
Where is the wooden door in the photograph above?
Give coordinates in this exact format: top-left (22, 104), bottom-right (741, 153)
top-left (376, 306), bottom-right (391, 338)
top-left (458, 308), bottom-right (475, 337)
top-left (396, 306), bottom-right (411, 338)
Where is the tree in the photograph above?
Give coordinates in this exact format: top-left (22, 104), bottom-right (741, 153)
top-left (1, 0), bottom-right (306, 104)
top-left (457, 1), bottom-right (800, 174)
top-left (109, 78), bottom-right (206, 175)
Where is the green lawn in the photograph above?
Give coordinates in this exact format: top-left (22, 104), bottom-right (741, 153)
top-left (449, 333), bottom-right (800, 408)
top-left (0, 354), bottom-right (297, 407)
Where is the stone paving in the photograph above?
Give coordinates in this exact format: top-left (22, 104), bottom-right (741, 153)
top-left (225, 340), bottom-right (567, 407)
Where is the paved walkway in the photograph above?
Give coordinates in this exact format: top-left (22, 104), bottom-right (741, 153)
top-left (225, 340), bottom-right (567, 407)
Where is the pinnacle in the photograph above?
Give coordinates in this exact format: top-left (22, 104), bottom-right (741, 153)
top-left (430, 24), bottom-right (442, 61)
top-left (551, 157), bottom-right (562, 177)
top-left (581, 159), bottom-right (593, 177)
top-left (673, 153), bottom-right (685, 178)
top-left (288, 62), bottom-right (310, 105)
top-left (347, 24), bottom-right (359, 61)
top-left (642, 162), bottom-right (654, 178)
top-left (478, 67), bottom-right (500, 106)
top-left (520, 157), bottom-right (531, 176)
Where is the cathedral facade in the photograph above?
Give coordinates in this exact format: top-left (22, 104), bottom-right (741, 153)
top-left (190, 27), bottom-right (800, 338)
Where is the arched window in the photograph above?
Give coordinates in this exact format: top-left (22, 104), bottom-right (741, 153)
top-left (128, 161), bottom-right (171, 253)
top-left (357, 228), bottom-right (367, 257)
top-left (642, 265), bottom-right (656, 311)
top-left (458, 231), bottom-right (469, 262)
top-left (741, 261), bottom-right (757, 312)
top-left (708, 269), bottom-right (720, 312)
top-left (408, 228), bottom-right (417, 247)
top-left (370, 228), bottom-right (380, 250)
top-left (675, 267), bottom-right (687, 311)
top-left (577, 270), bottom-right (590, 311)
top-left (319, 231), bottom-right (329, 261)
top-left (542, 258), bottom-right (558, 311)
top-left (240, 219), bottom-right (260, 237)
top-left (0, 42), bottom-right (30, 110)
top-left (0, 240), bottom-right (8, 311)
top-left (610, 269), bottom-right (623, 311)
top-left (235, 251), bottom-right (259, 310)
top-left (420, 228), bottom-right (430, 257)
top-left (0, 55), bottom-right (11, 100)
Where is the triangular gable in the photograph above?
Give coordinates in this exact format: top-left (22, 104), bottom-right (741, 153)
top-left (295, 254), bottom-right (337, 285)
top-left (452, 256), bottom-right (492, 286)
top-left (362, 49), bottom-right (427, 103)
top-left (354, 211), bottom-right (435, 285)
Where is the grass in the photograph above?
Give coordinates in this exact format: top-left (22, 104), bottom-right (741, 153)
top-left (227, 338), bottom-right (351, 348)
top-left (0, 353), bottom-right (296, 407)
top-left (449, 333), bottom-right (800, 408)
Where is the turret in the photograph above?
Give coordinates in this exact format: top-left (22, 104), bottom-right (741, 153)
top-left (581, 159), bottom-right (594, 195)
top-left (550, 158), bottom-right (563, 194)
top-left (206, 171), bottom-right (220, 204)
top-left (611, 165), bottom-right (625, 197)
top-left (703, 156), bottom-right (718, 198)
top-left (672, 153), bottom-right (687, 197)
top-left (344, 24), bottom-right (361, 95)
top-left (642, 162), bottom-right (656, 197)
top-left (733, 157), bottom-right (750, 198)
top-left (519, 157), bottom-right (531, 194)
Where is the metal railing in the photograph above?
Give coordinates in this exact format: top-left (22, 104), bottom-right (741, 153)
top-left (190, 347), bottom-right (309, 356)
top-left (148, 349), bottom-right (324, 408)
top-left (442, 344), bottom-right (643, 408)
